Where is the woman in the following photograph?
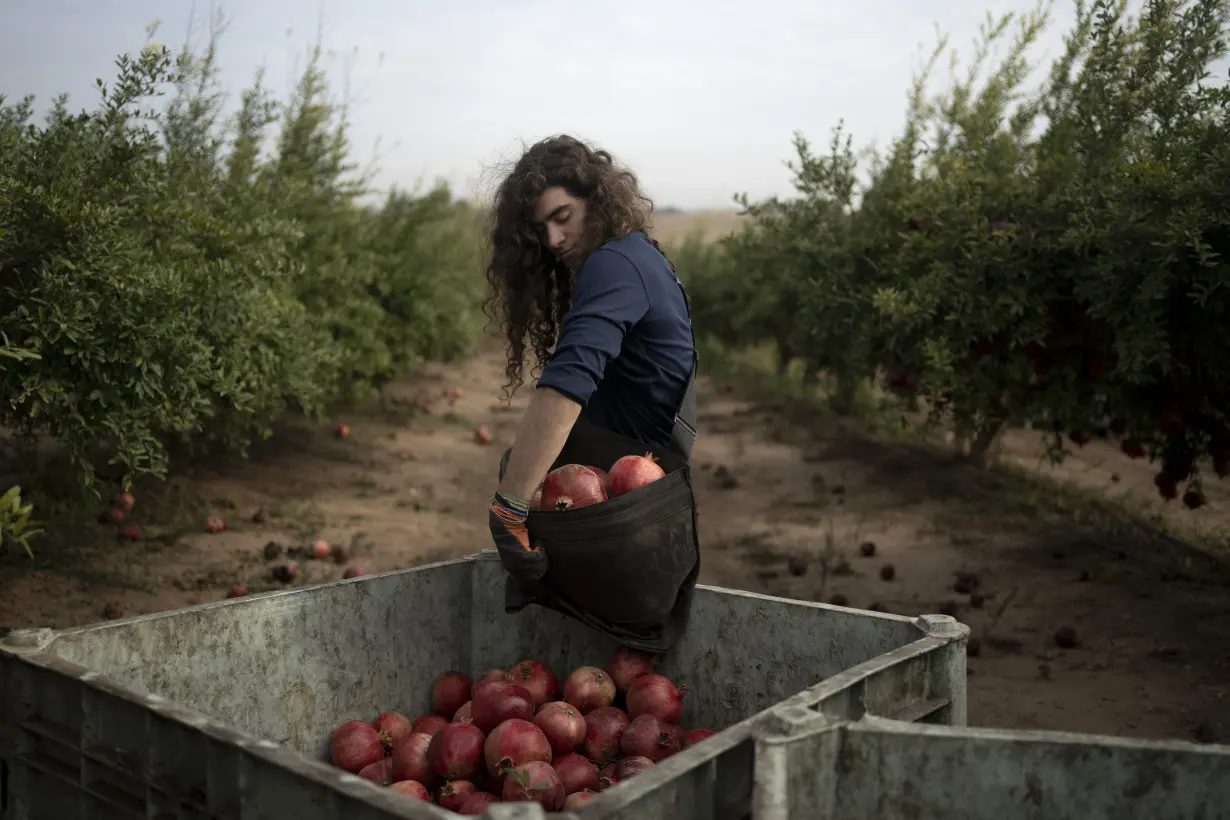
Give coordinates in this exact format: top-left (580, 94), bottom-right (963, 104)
top-left (485, 135), bottom-right (700, 651)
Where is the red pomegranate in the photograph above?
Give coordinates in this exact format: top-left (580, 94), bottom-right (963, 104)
top-left (477, 668), bottom-right (513, 690)
top-left (540, 464), bottom-right (608, 510)
top-left (509, 659), bottom-right (558, 706)
top-left (374, 711), bottom-right (413, 752)
top-left (598, 762), bottom-right (619, 790)
top-left (357, 758), bottom-right (393, 786)
top-left (607, 453), bottom-right (666, 497)
top-left (502, 760), bottom-right (565, 810)
top-left (459, 792), bottom-right (501, 815)
top-left (438, 779), bottom-right (478, 811)
top-left (471, 681), bottom-right (535, 734)
top-left (589, 466), bottom-right (611, 491)
top-left (564, 791), bottom-right (599, 809)
top-left (533, 701), bottom-right (587, 757)
top-left (453, 701), bottom-right (474, 723)
top-left (391, 732), bottom-right (438, 788)
top-left (621, 714), bottom-right (682, 762)
top-left (626, 673), bottom-right (686, 724)
top-left (554, 753), bottom-right (601, 795)
top-left (582, 706), bottom-right (630, 762)
top-left (425, 722), bottom-right (485, 780)
top-left (389, 780), bottom-right (431, 801)
top-left (608, 646), bottom-right (659, 693)
top-left (410, 713), bottom-right (449, 738)
top-left (615, 755), bottom-right (655, 780)
top-left (432, 671), bottom-right (472, 716)
top-left (562, 666), bottom-right (616, 714)
top-left (483, 718), bottom-right (552, 777)
top-left (683, 728), bottom-right (717, 748)
top-left (329, 720), bottom-right (384, 773)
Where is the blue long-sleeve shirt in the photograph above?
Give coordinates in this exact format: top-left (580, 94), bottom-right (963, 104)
top-left (536, 231), bottom-right (695, 450)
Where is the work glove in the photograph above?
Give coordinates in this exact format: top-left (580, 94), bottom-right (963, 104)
top-left (490, 448), bottom-right (549, 589)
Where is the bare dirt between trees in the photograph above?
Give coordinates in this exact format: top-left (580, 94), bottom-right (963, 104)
top-left (2, 340), bottom-right (1228, 745)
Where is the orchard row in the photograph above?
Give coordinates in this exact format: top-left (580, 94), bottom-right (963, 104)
top-left (677, 0), bottom-right (1230, 505)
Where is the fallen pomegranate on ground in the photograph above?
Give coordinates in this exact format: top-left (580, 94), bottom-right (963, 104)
top-left (205, 515), bottom-right (226, 534)
top-left (322, 651), bottom-right (709, 810)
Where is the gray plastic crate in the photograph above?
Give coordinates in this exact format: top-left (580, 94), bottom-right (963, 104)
top-left (0, 549), bottom-right (968, 819)
top-left (753, 710), bottom-right (1230, 819)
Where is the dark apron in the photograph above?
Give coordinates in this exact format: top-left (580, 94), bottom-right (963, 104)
top-left (498, 279), bottom-right (700, 653)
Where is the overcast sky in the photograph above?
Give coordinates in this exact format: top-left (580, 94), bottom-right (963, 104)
top-left (0, 0), bottom-right (1175, 209)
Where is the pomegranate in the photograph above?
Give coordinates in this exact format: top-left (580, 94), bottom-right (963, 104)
top-left (502, 760), bottom-right (565, 810)
top-left (357, 758), bottom-right (393, 786)
top-left (438, 779), bottom-right (478, 811)
top-left (205, 515), bottom-right (226, 534)
top-left (553, 753), bottom-right (601, 795)
top-left (389, 780), bottom-right (431, 801)
top-left (425, 722), bottom-right (485, 780)
top-left (477, 668), bottom-right (512, 689)
top-left (471, 681), bottom-right (535, 734)
top-left (374, 711), bottom-right (414, 752)
top-left (330, 720), bottom-right (384, 773)
top-left (335, 423), bottom-right (349, 438)
top-left (540, 464), bottom-right (608, 510)
top-left (533, 701), bottom-right (587, 757)
top-left (100, 507), bottom-right (125, 525)
top-left (564, 791), bottom-right (599, 809)
top-left (627, 673), bottom-right (686, 723)
top-left (483, 718), bottom-right (552, 776)
top-left (390, 732), bottom-right (437, 788)
top-left (119, 524), bottom-right (141, 541)
top-left (310, 539), bottom-right (330, 559)
top-left (598, 762), bottom-right (619, 790)
top-left (615, 755), bottom-right (655, 780)
top-left (454, 701), bottom-right (474, 723)
top-left (459, 792), bottom-right (500, 815)
top-left (683, 728), bottom-right (717, 748)
top-left (607, 453), bottom-right (666, 497)
top-left (509, 659), bottom-right (557, 706)
top-left (474, 426), bottom-right (493, 445)
top-left (582, 706), bottom-right (630, 762)
top-left (621, 714), bottom-right (682, 761)
top-left (342, 566), bottom-right (364, 578)
top-left (608, 646), bottom-right (659, 693)
top-left (115, 491), bottom-right (136, 512)
top-left (410, 713), bottom-right (449, 738)
top-left (226, 584), bottom-right (248, 598)
top-left (590, 466), bottom-right (611, 491)
top-left (562, 666), bottom-right (616, 714)
top-left (432, 671), bottom-right (472, 716)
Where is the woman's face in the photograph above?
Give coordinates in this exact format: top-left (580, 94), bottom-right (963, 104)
top-left (532, 186), bottom-right (588, 270)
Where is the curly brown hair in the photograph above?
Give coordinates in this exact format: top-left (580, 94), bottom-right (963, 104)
top-left (482, 134), bottom-right (674, 399)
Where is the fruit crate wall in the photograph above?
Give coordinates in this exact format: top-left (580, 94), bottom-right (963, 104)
top-left (0, 550), bottom-right (969, 819)
top-left (751, 711), bottom-right (1230, 820)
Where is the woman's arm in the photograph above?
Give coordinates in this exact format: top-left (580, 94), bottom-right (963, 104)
top-left (497, 387), bottom-right (582, 501)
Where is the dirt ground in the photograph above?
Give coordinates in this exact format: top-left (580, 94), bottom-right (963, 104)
top-left (1, 340), bottom-right (1228, 745)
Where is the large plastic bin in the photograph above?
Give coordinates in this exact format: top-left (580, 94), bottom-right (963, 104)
top-left (0, 549), bottom-right (968, 819)
top-left (752, 710), bottom-right (1230, 819)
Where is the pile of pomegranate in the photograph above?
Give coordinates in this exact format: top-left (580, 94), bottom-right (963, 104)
top-left (327, 647), bottom-right (715, 813)
top-left (531, 454), bottom-right (666, 511)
